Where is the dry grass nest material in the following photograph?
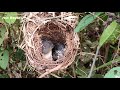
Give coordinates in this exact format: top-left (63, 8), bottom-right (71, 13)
top-left (20, 12), bottom-right (80, 78)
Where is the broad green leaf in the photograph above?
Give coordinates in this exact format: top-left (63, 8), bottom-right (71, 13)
top-left (99, 21), bottom-right (120, 47)
top-left (74, 12), bottom-right (103, 32)
top-left (104, 67), bottom-right (120, 78)
top-left (0, 50), bottom-right (9, 69)
top-left (0, 26), bottom-right (6, 46)
top-left (4, 12), bottom-right (17, 24)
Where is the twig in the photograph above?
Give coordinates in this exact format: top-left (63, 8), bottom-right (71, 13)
top-left (50, 73), bottom-right (61, 78)
top-left (87, 46), bottom-right (100, 78)
top-left (71, 64), bottom-right (76, 78)
top-left (104, 43), bottom-right (110, 63)
top-left (7, 64), bottom-right (13, 78)
top-left (23, 60), bottom-right (28, 71)
top-left (39, 64), bottom-right (63, 78)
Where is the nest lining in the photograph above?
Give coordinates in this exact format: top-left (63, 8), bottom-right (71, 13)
top-left (20, 12), bottom-right (79, 77)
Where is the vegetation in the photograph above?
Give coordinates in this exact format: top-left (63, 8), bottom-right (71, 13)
top-left (0, 12), bottom-right (120, 78)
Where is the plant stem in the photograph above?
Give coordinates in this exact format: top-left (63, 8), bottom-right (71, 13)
top-left (87, 46), bottom-right (100, 78)
top-left (94, 56), bottom-right (120, 71)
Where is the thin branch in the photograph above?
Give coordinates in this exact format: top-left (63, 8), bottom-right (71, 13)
top-left (50, 73), bottom-right (61, 78)
top-left (87, 46), bottom-right (100, 78)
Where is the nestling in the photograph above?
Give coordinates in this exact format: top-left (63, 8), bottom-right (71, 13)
top-left (52, 43), bottom-right (65, 61)
top-left (42, 39), bottom-right (54, 60)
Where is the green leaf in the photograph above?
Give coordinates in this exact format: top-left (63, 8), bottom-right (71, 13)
top-left (99, 21), bottom-right (120, 47)
top-left (74, 12), bottom-right (103, 32)
top-left (0, 50), bottom-right (9, 69)
top-left (0, 26), bottom-right (6, 46)
top-left (4, 12), bottom-right (17, 24)
top-left (104, 67), bottom-right (120, 78)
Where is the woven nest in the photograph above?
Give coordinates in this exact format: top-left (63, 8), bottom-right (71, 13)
top-left (20, 12), bottom-right (80, 78)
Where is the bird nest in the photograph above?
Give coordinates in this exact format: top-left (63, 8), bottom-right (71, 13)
top-left (20, 12), bottom-right (80, 78)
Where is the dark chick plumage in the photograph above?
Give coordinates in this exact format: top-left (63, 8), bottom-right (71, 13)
top-left (52, 43), bottom-right (65, 61)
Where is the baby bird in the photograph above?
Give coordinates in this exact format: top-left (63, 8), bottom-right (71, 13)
top-left (52, 43), bottom-right (65, 61)
top-left (42, 39), bottom-right (54, 60)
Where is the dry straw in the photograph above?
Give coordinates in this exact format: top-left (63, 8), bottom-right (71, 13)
top-left (19, 12), bottom-right (80, 78)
